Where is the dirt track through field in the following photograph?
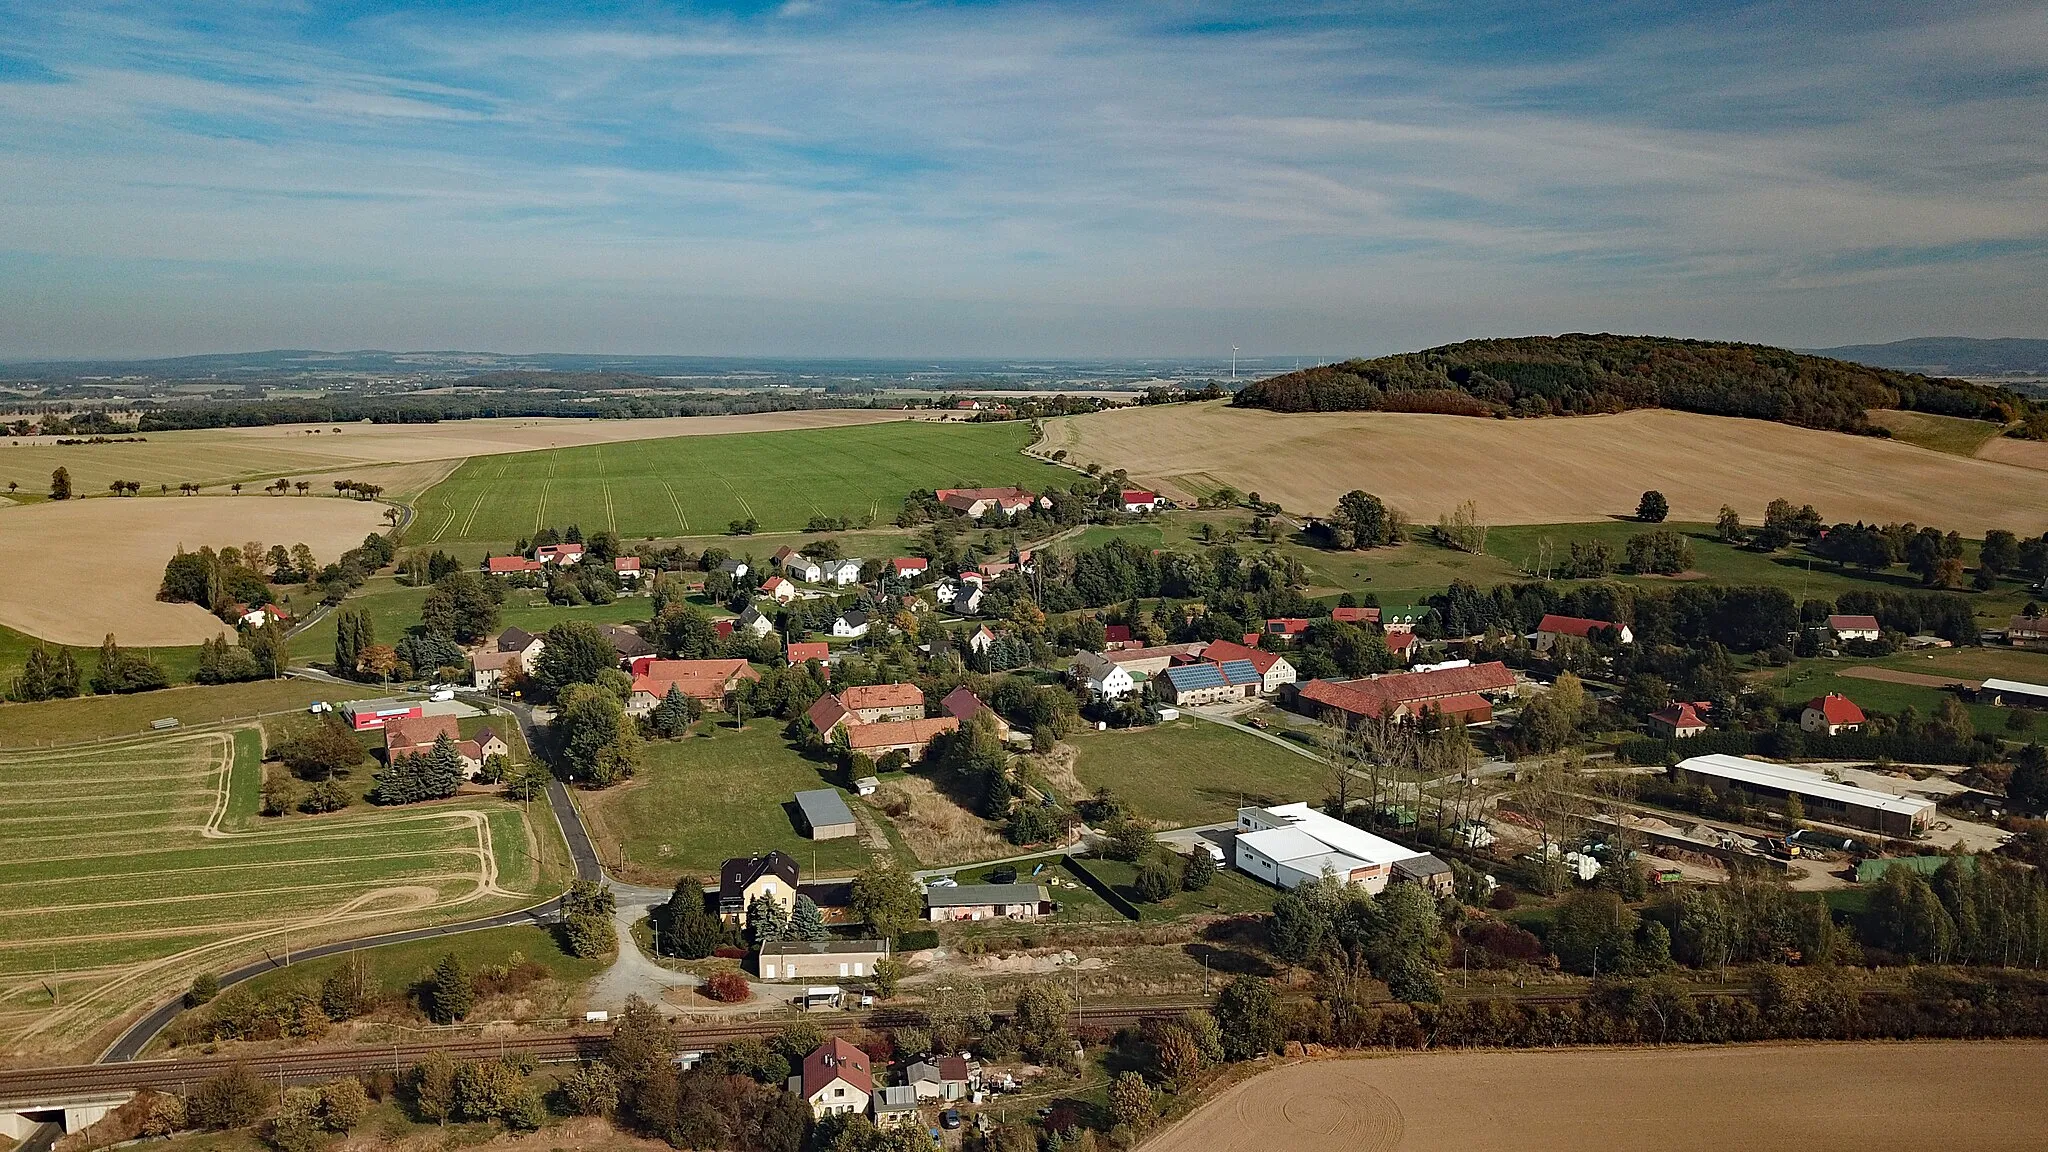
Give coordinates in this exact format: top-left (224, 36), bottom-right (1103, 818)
top-left (1842, 666), bottom-right (1983, 690)
top-left (1143, 1043), bottom-right (2048, 1152)
top-left (1048, 403), bottom-right (2048, 528)
top-left (0, 494), bottom-right (388, 646)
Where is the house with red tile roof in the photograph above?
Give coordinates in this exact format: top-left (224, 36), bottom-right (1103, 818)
top-left (935, 486), bottom-right (1043, 519)
top-left (1198, 639), bottom-right (1297, 694)
top-left (1648, 701), bottom-right (1710, 739)
top-left (845, 716), bottom-right (959, 758)
top-left (838, 683), bottom-right (925, 723)
top-left (1288, 661), bottom-right (1516, 727)
top-left (790, 1038), bottom-right (872, 1119)
top-left (485, 555), bottom-right (543, 575)
top-left (889, 557), bottom-right (929, 578)
top-left (1103, 623), bottom-right (1135, 649)
top-left (787, 641), bottom-right (830, 667)
top-left (1535, 614), bottom-right (1634, 648)
top-left (1264, 617), bottom-right (1311, 643)
top-left (1827, 614), bottom-right (1881, 642)
top-left (761, 575), bottom-right (798, 603)
top-left (535, 542), bottom-right (584, 565)
top-left (626, 659), bottom-right (760, 715)
top-left (1801, 693), bottom-right (1866, 735)
top-left (383, 714), bottom-right (508, 777)
top-left (613, 556), bottom-right (641, 579)
top-left (1330, 606), bottom-right (1380, 625)
top-left (1120, 489), bottom-right (1160, 513)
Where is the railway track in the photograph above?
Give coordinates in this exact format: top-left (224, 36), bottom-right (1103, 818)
top-left (1, 1004), bottom-right (1201, 1102)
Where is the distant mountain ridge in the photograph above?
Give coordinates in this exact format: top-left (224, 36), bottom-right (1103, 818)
top-left (1230, 333), bottom-right (2031, 435)
top-left (1804, 337), bottom-right (2048, 378)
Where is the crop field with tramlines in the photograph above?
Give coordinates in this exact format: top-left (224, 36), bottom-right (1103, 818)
top-left (0, 729), bottom-right (550, 1062)
top-left (409, 419), bottom-right (1072, 549)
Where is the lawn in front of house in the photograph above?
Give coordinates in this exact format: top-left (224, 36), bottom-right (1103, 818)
top-left (1763, 658), bottom-right (2024, 739)
top-left (1078, 855), bottom-right (1277, 923)
top-left (1067, 718), bottom-right (1334, 827)
top-left (577, 718), bottom-right (890, 884)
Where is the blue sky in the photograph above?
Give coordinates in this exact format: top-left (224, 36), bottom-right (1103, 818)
top-left (0, 0), bottom-right (2043, 358)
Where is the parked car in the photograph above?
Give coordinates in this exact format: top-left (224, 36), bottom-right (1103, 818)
top-left (940, 1109), bottom-right (963, 1130)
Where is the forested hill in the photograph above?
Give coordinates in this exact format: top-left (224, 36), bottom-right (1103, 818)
top-left (1230, 334), bottom-right (2028, 433)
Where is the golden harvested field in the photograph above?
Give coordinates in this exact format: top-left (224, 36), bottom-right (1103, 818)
top-left (1045, 402), bottom-right (2048, 527)
top-left (1144, 1043), bottom-right (2048, 1152)
top-left (0, 409), bottom-right (928, 496)
top-left (1974, 435), bottom-right (2048, 473)
top-left (0, 495), bottom-right (386, 646)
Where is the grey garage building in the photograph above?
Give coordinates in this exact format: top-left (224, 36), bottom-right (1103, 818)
top-left (794, 788), bottom-right (858, 840)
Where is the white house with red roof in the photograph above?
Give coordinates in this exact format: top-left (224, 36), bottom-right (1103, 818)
top-left (613, 556), bottom-right (642, 580)
top-left (790, 1038), bottom-right (872, 1119)
top-left (234, 602), bottom-right (290, 628)
top-left (889, 557), bottom-right (929, 579)
top-left (1648, 701), bottom-right (1710, 739)
top-left (1120, 489), bottom-right (1160, 513)
top-left (761, 575), bottom-right (798, 604)
top-left (535, 542), bottom-right (584, 565)
top-left (1264, 617), bottom-right (1311, 643)
top-left (1801, 693), bottom-right (1866, 735)
top-left (1827, 614), bottom-right (1881, 643)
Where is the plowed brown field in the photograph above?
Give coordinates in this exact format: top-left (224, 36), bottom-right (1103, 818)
top-left (1144, 1042), bottom-right (2048, 1152)
top-left (1046, 403), bottom-right (2048, 527)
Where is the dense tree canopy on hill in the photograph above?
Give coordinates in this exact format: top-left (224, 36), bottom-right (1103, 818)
top-left (1231, 334), bottom-right (2026, 433)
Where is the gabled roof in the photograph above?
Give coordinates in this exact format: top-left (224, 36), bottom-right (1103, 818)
top-left (1103, 624), bottom-right (1133, 644)
top-left (845, 716), bottom-right (959, 751)
top-left (486, 555), bottom-right (542, 573)
top-left (1536, 614), bottom-right (1624, 639)
top-left (1650, 701), bottom-right (1708, 729)
top-left (841, 683), bottom-right (923, 711)
top-left (1121, 489), bottom-right (1158, 503)
top-left (787, 642), bottom-right (830, 665)
top-left (1677, 754), bottom-right (1932, 818)
top-left (1330, 606), bottom-right (1380, 625)
top-left (498, 627), bottom-right (539, 652)
top-left (941, 685), bottom-right (988, 722)
top-left (1827, 614), bottom-right (1881, 632)
top-left (1805, 693), bottom-right (1866, 724)
top-left (1386, 631), bottom-right (1417, 652)
top-left (762, 575), bottom-right (793, 592)
top-left (807, 693), bottom-right (852, 733)
top-left (614, 556), bottom-right (641, 572)
top-left (2008, 616), bottom-right (2048, 633)
top-left (798, 1038), bottom-right (872, 1099)
top-left (1295, 661), bottom-right (1515, 720)
top-left (598, 624), bottom-right (655, 659)
top-left (1265, 617), bottom-right (1310, 635)
top-left (1201, 639), bottom-right (1285, 675)
top-left (384, 713), bottom-right (461, 753)
top-left (891, 557), bottom-right (929, 573)
top-left (836, 610), bottom-right (871, 627)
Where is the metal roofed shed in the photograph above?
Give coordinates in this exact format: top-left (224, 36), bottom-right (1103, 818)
top-left (926, 882), bottom-right (1052, 921)
top-left (1672, 753), bottom-right (1937, 836)
top-left (1981, 678), bottom-right (2048, 707)
top-left (794, 788), bottom-right (858, 840)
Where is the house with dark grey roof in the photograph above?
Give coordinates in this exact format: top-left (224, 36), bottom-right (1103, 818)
top-left (794, 788), bottom-right (858, 840)
top-left (831, 610), bottom-right (872, 639)
top-left (719, 852), bottom-right (799, 924)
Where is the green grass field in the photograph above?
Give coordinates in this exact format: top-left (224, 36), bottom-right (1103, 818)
top-left (1865, 410), bottom-right (2006, 456)
top-left (578, 719), bottom-right (886, 884)
top-left (0, 727), bottom-right (556, 1057)
top-left (0, 623), bottom-right (206, 694)
top-left (1076, 856), bottom-right (1277, 923)
top-left (0, 676), bottom-right (341, 748)
top-left (1067, 719), bottom-right (1335, 827)
top-left (408, 420), bottom-right (1070, 549)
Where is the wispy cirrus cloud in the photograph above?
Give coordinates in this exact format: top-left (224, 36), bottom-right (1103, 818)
top-left (0, 0), bottom-right (2042, 357)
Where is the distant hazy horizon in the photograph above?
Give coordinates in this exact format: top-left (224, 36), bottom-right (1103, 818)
top-left (2, 2), bottom-right (2043, 359)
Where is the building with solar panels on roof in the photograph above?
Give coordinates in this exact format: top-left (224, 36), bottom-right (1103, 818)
top-left (1158, 657), bottom-right (1265, 705)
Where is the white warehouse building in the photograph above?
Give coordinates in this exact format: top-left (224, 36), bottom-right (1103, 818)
top-left (1234, 803), bottom-right (1452, 897)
